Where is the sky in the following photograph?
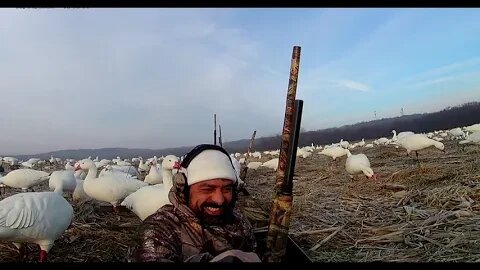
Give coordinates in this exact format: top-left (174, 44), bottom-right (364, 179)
top-left (1, 8), bottom-right (480, 155)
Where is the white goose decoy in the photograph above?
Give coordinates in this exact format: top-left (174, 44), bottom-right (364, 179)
top-left (72, 179), bottom-right (90, 203)
top-left (345, 150), bottom-right (376, 180)
top-left (116, 160), bottom-right (132, 166)
top-left (319, 146), bottom-right (349, 161)
top-left (251, 152), bottom-right (262, 159)
top-left (459, 131), bottom-right (480, 150)
top-left (296, 148), bottom-right (312, 158)
top-left (121, 156), bottom-right (179, 221)
top-left (448, 128), bottom-right (465, 140)
top-left (27, 158), bottom-right (41, 165)
top-left (230, 156), bottom-right (242, 178)
top-left (229, 156), bottom-right (245, 188)
top-left (396, 134), bottom-right (445, 161)
top-left (247, 161), bottom-right (263, 170)
top-left (99, 165), bottom-right (138, 179)
top-left (144, 161), bottom-right (162, 185)
top-left (143, 155), bottom-right (179, 185)
top-left (21, 161), bottom-right (34, 168)
top-left (49, 171), bottom-right (77, 194)
top-left (159, 155), bottom-right (179, 183)
top-left (120, 185), bottom-right (170, 221)
top-left (0, 169), bottom-right (50, 192)
top-left (65, 162), bottom-right (75, 171)
top-left (465, 123), bottom-right (480, 133)
top-left (261, 158), bottom-right (279, 171)
top-left (0, 190), bottom-right (74, 262)
top-left (75, 159), bottom-right (148, 212)
top-left (339, 139), bottom-right (350, 149)
top-left (357, 138), bottom-right (366, 147)
top-left (72, 170), bottom-right (90, 203)
top-left (138, 159), bottom-right (151, 173)
top-left (391, 130), bottom-right (414, 142)
top-left (375, 137), bottom-right (390, 145)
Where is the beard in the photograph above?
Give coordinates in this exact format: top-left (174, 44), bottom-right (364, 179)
top-left (193, 201), bottom-right (235, 226)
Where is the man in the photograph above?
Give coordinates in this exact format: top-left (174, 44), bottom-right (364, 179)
top-left (135, 144), bottom-right (261, 262)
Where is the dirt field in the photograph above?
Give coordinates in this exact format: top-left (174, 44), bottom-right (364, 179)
top-left (0, 140), bottom-right (479, 262)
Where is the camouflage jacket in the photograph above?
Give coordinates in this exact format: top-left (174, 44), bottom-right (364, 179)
top-left (135, 187), bottom-right (257, 262)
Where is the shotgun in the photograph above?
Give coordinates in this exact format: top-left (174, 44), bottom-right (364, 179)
top-left (264, 46), bottom-right (302, 262)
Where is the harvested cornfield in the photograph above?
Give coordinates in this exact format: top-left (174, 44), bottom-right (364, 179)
top-left (242, 141), bottom-right (480, 262)
top-left (0, 140), bottom-right (479, 262)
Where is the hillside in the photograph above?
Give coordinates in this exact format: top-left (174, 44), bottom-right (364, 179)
top-left (226, 101), bottom-right (480, 153)
top-left (7, 101), bottom-right (480, 160)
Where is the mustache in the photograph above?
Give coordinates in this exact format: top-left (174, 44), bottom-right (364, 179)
top-left (197, 201), bottom-right (235, 226)
top-left (200, 201), bottom-right (228, 210)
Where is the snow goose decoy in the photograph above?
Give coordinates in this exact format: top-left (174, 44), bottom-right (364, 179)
top-left (246, 161), bottom-right (262, 170)
top-left (319, 146), bottom-right (349, 162)
top-left (138, 159), bottom-right (151, 174)
top-left (396, 134), bottom-right (445, 162)
top-left (144, 155), bottom-right (178, 185)
top-left (345, 150), bottom-right (376, 181)
top-left (49, 170), bottom-right (77, 195)
top-left (339, 139), bottom-right (349, 149)
top-left (229, 156), bottom-right (245, 188)
top-left (144, 161), bottom-right (161, 185)
top-left (0, 169), bottom-right (50, 192)
top-left (391, 130), bottom-right (414, 142)
top-left (261, 158), bottom-right (279, 171)
top-left (75, 159), bottom-right (148, 212)
top-left (0, 190), bottom-right (74, 262)
top-left (465, 124), bottom-right (480, 133)
top-left (459, 131), bottom-right (480, 151)
top-left (121, 155), bottom-right (179, 220)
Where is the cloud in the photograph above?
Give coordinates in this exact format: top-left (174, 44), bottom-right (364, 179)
top-left (301, 78), bottom-right (371, 92)
top-left (401, 57), bottom-right (480, 87)
top-left (334, 80), bottom-right (371, 92)
top-left (0, 9), bottom-right (287, 155)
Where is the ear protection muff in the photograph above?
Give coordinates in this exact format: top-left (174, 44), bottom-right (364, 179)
top-left (173, 144), bottom-right (239, 203)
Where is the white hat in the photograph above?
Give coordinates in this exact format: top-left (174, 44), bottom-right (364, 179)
top-left (185, 149), bottom-right (238, 186)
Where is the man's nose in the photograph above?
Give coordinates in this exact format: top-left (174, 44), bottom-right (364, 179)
top-left (210, 189), bottom-right (225, 205)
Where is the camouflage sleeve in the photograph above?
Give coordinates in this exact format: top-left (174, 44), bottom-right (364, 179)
top-left (245, 218), bottom-right (258, 252)
top-left (236, 208), bottom-right (258, 252)
top-left (135, 208), bottom-right (183, 262)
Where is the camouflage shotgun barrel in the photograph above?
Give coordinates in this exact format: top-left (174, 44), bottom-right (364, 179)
top-left (264, 46), bottom-right (302, 262)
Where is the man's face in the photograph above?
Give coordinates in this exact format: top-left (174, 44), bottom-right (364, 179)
top-left (188, 178), bottom-right (235, 225)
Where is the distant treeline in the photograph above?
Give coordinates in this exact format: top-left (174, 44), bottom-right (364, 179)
top-left (9, 102), bottom-right (480, 160)
top-left (223, 101), bottom-right (480, 153)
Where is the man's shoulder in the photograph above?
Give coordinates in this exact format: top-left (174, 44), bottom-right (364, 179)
top-left (144, 204), bottom-right (181, 224)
